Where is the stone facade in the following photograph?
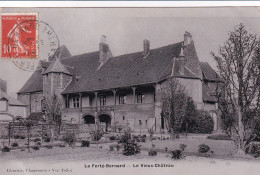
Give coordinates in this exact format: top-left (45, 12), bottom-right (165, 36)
top-left (17, 32), bottom-right (222, 132)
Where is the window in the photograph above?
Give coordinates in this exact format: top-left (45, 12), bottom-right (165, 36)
top-left (145, 120), bottom-right (148, 126)
top-left (72, 97), bottom-right (80, 108)
top-left (119, 94), bottom-right (126, 104)
top-left (137, 92), bottom-right (145, 103)
top-left (123, 116), bottom-right (125, 120)
top-left (41, 99), bottom-right (46, 112)
top-left (65, 98), bottom-right (70, 108)
top-left (100, 95), bottom-right (106, 106)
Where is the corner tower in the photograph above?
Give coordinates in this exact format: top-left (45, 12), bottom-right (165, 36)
top-left (42, 58), bottom-right (72, 103)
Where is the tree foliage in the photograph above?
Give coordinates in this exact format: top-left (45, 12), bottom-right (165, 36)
top-left (45, 94), bottom-right (63, 134)
top-left (160, 78), bottom-right (188, 134)
top-left (211, 23), bottom-right (260, 151)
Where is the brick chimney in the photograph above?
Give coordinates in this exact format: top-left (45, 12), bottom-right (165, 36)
top-left (0, 78), bottom-right (7, 93)
top-left (99, 35), bottom-right (112, 63)
top-left (183, 31), bottom-right (193, 46)
top-left (143, 39), bottom-right (150, 57)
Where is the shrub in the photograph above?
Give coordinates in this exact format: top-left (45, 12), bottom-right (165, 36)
top-left (148, 150), bottom-right (157, 156)
top-left (189, 110), bottom-right (214, 134)
top-left (14, 135), bottom-right (20, 139)
top-left (122, 139), bottom-right (140, 156)
top-left (207, 134), bottom-right (231, 140)
top-left (109, 145), bottom-right (115, 151)
top-left (45, 145), bottom-right (53, 149)
top-left (34, 138), bottom-right (41, 142)
top-left (245, 143), bottom-right (260, 158)
top-left (109, 136), bottom-right (117, 141)
top-left (116, 144), bottom-right (121, 151)
top-left (11, 143), bottom-right (19, 147)
top-left (119, 131), bottom-right (131, 144)
top-left (32, 146), bottom-right (40, 150)
top-left (198, 144), bottom-right (210, 153)
top-left (44, 138), bottom-right (51, 142)
top-left (20, 136), bottom-right (25, 139)
top-left (2, 146), bottom-right (10, 152)
top-left (91, 130), bottom-right (103, 141)
top-left (58, 143), bottom-right (66, 147)
top-left (171, 149), bottom-right (183, 159)
top-left (179, 144), bottom-right (187, 151)
top-left (132, 135), bottom-right (140, 142)
top-left (62, 132), bottom-right (77, 147)
top-left (81, 140), bottom-right (90, 147)
top-left (141, 137), bottom-right (146, 143)
top-left (36, 141), bottom-right (41, 146)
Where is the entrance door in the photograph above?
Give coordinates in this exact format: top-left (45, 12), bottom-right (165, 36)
top-left (98, 114), bottom-right (111, 131)
top-left (83, 115), bottom-right (95, 124)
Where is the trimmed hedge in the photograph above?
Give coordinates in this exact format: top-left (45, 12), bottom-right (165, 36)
top-left (189, 110), bottom-right (214, 134)
top-left (207, 134), bottom-right (231, 140)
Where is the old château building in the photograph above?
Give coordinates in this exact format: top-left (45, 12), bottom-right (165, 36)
top-left (17, 32), bottom-right (222, 132)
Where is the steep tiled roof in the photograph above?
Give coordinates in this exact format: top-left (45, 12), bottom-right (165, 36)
top-left (48, 45), bottom-right (72, 61)
top-left (18, 40), bottom-right (206, 94)
top-left (43, 58), bottom-right (72, 75)
top-left (0, 91), bottom-right (26, 106)
top-left (200, 62), bottom-right (222, 82)
top-left (17, 69), bottom-right (44, 94)
top-left (62, 42), bottom-right (183, 93)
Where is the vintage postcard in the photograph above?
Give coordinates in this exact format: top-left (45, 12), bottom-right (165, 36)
top-left (0, 6), bottom-right (260, 175)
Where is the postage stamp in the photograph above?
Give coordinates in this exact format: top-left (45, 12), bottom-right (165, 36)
top-left (1, 13), bottom-right (59, 72)
top-left (1, 13), bottom-right (38, 59)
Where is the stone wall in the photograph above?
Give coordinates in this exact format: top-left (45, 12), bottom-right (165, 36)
top-left (18, 92), bottom-right (43, 115)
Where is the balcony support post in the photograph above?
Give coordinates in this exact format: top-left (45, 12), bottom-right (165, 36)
top-left (79, 93), bottom-right (82, 113)
top-left (132, 86), bottom-right (136, 110)
top-left (66, 94), bottom-right (69, 112)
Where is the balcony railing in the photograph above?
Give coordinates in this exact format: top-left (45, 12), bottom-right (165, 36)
top-left (64, 103), bottom-right (155, 113)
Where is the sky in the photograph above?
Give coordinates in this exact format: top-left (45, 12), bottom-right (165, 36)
top-left (1, 7), bottom-right (260, 97)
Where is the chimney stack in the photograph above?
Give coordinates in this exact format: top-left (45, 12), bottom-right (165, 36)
top-left (183, 31), bottom-right (193, 46)
top-left (143, 39), bottom-right (150, 57)
top-left (0, 78), bottom-right (7, 93)
top-left (99, 35), bottom-right (112, 63)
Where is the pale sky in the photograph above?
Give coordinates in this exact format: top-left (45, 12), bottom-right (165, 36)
top-left (1, 7), bottom-right (260, 97)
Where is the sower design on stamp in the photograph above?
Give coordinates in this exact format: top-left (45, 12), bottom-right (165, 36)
top-left (1, 13), bottom-right (37, 59)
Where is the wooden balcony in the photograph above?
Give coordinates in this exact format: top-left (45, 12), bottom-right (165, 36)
top-left (64, 103), bottom-right (155, 113)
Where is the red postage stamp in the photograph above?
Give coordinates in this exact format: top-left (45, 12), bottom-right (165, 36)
top-left (1, 13), bottom-right (38, 59)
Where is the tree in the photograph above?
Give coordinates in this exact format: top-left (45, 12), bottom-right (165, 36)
top-left (45, 94), bottom-right (63, 134)
top-left (160, 78), bottom-right (188, 137)
top-left (183, 97), bottom-right (198, 135)
top-left (211, 23), bottom-right (260, 153)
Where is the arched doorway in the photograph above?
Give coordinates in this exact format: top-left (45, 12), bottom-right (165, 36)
top-left (209, 111), bottom-right (218, 131)
top-left (83, 115), bottom-right (95, 124)
top-left (98, 114), bottom-right (111, 131)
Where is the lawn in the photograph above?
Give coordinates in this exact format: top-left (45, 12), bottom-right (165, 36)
top-left (1, 135), bottom-right (259, 162)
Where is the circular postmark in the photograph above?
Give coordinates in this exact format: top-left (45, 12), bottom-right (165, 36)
top-left (7, 19), bottom-right (59, 72)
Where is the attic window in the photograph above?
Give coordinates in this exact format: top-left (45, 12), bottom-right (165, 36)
top-left (76, 76), bottom-right (81, 81)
